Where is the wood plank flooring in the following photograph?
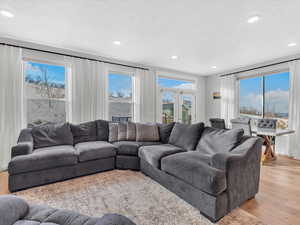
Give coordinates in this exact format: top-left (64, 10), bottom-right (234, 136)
top-left (1, 155), bottom-right (300, 225)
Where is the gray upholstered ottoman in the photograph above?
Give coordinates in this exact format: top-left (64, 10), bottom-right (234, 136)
top-left (0, 195), bottom-right (136, 225)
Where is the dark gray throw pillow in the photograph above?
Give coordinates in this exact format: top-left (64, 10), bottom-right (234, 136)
top-left (196, 127), bottom-right (244, 155)
top-left (136, 123), bottom-right (160, 142)
top-left (158, 122), bottom-right (175, 143)
top-left (168, 122), bottom-right (205, 150)
top-left (96, 120), bottom-right (109, 141)
top-left (32, 123), bottom-right (73, 149)
top-left (70, 121), bottom-right (97, 144)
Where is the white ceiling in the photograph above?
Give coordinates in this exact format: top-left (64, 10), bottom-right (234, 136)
top-left (1, 0), bottom-right (300, 75)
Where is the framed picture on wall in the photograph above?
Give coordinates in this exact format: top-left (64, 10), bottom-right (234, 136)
top-left (213, 92), bottom-right (221, 99)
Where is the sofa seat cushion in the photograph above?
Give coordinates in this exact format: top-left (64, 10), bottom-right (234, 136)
top-left (113, 141), bottom-right (162, 156)
top-left (161, 152), bottom-right (227, 195)
top-left (8, 146), bottom-right (77, 175)
top-left (139, 144), bottom-right (185, 169)
top-left (75, 141), bottom-right (116, 162)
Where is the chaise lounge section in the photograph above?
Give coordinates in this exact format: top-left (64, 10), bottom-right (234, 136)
top-left (8, 120), bottom-right (263, 222)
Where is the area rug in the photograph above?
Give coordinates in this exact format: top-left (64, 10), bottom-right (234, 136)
top-left (15, 170), bottom-right (265, 225)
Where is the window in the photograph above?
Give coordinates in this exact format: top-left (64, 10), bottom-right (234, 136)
top-left (239, 76), bottom-right (263, 117)
top-left (24, 61), bottom-right (67, 127)
top-left (158, 77), bottom-right (195, 89)
top-left (158, 76), bottom-right (196, 124)
top-left (108, 73), bottom-right (133, 122)
top-left (239, 71), bottom-right (289, 128)
top-left (162, 92), bottom-right (176, 123)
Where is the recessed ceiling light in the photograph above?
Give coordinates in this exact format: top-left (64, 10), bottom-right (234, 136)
top-left (171, 55), bottom-right (178, 60)
top-left (113, 41), bottom-right (121, 45)
top-left (288, 42), bottom-right (297, 47)
top-left (0, 9), bottom-right (14, 18)
top-left (247, 15), bottom-right (260, 24)
top-left (211, 66), bottom-right (217, 69)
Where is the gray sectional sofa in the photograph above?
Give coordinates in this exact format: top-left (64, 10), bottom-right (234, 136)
top-left (8, 120), bottom-right (263, 222)
top-left (0, 195), bottom-right (135, 225)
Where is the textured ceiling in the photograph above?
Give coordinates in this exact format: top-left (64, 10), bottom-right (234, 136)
top-left (0, 0), bottom-right (300, 75)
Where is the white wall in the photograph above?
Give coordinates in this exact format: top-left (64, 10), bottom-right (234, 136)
top-left (205, 75), bottom-right (221, 125)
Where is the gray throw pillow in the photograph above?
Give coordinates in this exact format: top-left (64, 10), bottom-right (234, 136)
top-left (96, 120), bottom-right (109, 141)
top-left (70, 121), bottom-right (97, 144)
top-left (32, 123), bottom-right (73, 149)
top-left (158, 122), bottom-right (175, 143)
top-left (168, 122), bottom-right (205, 150)
top-left (136, 123), bottom-right (160, 142)
top-left (196, 127), bottom-right (244, 155)
top-left (109, 123), bottom-right (118, 142)
top-left (118, 123), bottom-right (127, 141)
top-left (127, 122), bottom-right (136, 141)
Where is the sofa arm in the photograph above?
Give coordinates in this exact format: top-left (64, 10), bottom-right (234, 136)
top-left (11, 141), bottom-right (33, 158)
top-left (211, 137), bottom-right (263, 211)
top-left (96, 214), bottom-right (136, 225)
top-left (211, 136), bottom-right (263, 170)
top-left (0, 195), bottom-right (29, 225)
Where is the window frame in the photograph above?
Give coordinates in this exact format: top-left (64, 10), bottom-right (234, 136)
top-left (106, 69), bottom-right (135, 122)
top-left (238, 69), bottom-right (290, 125)
top-left (22, 58), bottom-right (70, 128)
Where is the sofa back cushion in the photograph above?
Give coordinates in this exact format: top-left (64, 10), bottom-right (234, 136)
top-left (168, 122), bottom-right (205, 150)
top-left (196, 127), bottom-right (244, 155)
top-left (136, 123), bottom-right (160, 142)
top-left (70, 121), bottom-right (97, 144)
top-left (32, 123), bottom-right (73, 149)
top-left (96, 120), bottom-right (109, 141)
top-left (158, 122), bottom-right (175, 144)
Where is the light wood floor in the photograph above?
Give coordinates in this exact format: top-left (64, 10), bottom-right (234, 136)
top-left (1, 156), bottom-right (300, 225)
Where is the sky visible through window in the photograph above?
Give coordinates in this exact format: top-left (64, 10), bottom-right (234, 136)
top-left (109, 73), bottom-right (132, 98)
top-left (239, 72), bottom-right (289, 118)
top-left (25, 62), bottom-right (65, 86)
top-left (158, 77), bottom-right (195, 89)
top-left (159, 77), bottom-right (195, 102)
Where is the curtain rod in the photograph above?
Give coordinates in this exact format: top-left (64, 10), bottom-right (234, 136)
top-left (0, 42), bottom-right (149, 71)
top-left (220, 57), bottom-right (300, 77)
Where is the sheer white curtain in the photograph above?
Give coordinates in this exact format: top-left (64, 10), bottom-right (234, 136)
top-left (220, 74), bottom-right (238, 128)
top-left (134, 69), bottom-right (156, 122)
top-left (0, 46), bottom-right (23, 170)
top-left (67, 57), bottom-right (106, 123)
top-left (287, 60), bottom-right (300, 159)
